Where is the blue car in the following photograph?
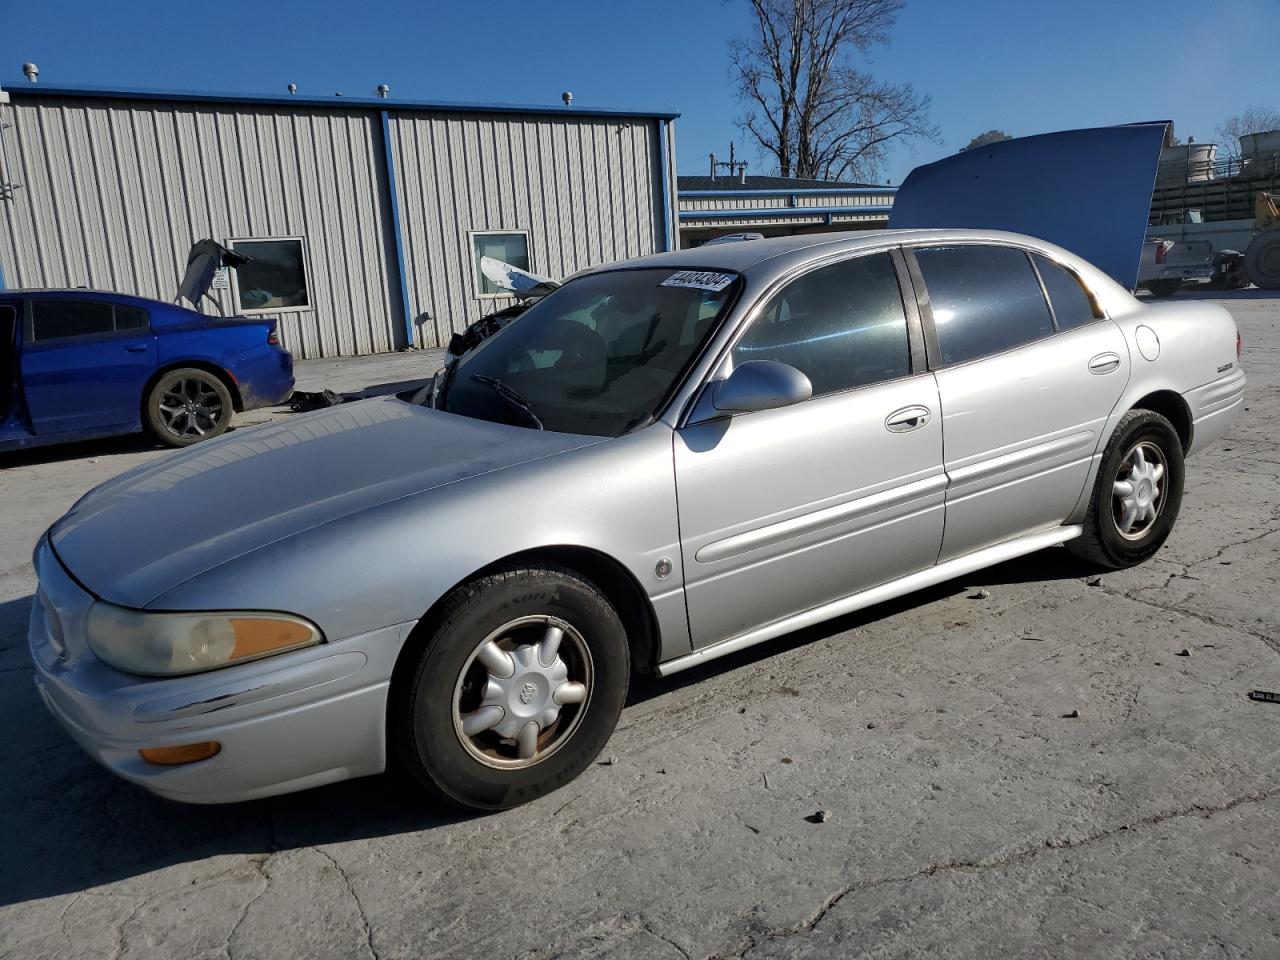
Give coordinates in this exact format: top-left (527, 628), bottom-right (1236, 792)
top-left (0, 289), bottom-right (294, 452)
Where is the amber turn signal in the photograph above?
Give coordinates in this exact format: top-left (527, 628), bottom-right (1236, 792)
top-left (139, 741), bottom-right (222, 766)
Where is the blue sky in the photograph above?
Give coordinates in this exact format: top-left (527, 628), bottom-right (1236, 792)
top-left (3, 0), bottom-right (1275, 184)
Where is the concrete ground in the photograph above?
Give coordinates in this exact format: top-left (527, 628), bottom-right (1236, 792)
top-left (1, 291), bottom-right (1278, 959)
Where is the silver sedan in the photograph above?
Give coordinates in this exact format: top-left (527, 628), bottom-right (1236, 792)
top-left (29, 229), bottom-right (1244, 810)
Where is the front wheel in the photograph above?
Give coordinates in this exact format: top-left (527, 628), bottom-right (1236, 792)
top-left (391, 564), bottom-right (630, 811)
top-left (145, 368), bottom-right (234, 446)
top-left (1068, 409), bottom-right (1185, 569)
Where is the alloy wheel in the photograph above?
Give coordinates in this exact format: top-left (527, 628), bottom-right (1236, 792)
top-left (158, 378), bottom-right (225, 439)
top-left (1112, 440), bottom-right (1168, 541)
top-left (451, 615), bottom-right (593, 769)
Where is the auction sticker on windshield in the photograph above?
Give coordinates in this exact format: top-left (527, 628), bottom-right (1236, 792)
top-left (660, 271), bottom-right (736, 292)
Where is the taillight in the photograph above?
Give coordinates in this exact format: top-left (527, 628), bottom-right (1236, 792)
top-left (267, 329), bottom-right (280, 346)
top-left (1155, 242), bottom-right (1168, 264)
top-left (1237, 331), bottom-right (1242, 359)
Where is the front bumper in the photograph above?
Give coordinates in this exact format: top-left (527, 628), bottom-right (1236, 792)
top-left (29, 537), bottom-right (411, 803)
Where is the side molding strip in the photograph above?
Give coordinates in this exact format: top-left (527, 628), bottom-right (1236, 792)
top-left (657, 525), bottom-right (1083, 677)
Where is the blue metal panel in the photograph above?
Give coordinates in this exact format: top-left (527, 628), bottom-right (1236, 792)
top-left (12, 83), bottom-right (680, 121)
top-left (379, 110), bottom-right (415, 349)
top-left (888, 123), bottom-right (1169, 290)
top-left (679, 205), bottom-right (894, 221)
top-left (658, 120), bottom-right (674, 252)
top-left (679, 187), bottom-right (897, 198)
top-left (0, 261), bottom-right (5, 290)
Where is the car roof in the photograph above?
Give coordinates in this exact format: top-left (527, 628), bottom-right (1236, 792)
top-left (580, 228), bottom-right (1053, 276)
top-left (0, 288), bottom-right (176, 308)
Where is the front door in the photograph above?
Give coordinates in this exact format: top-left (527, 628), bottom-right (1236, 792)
top-left (675, 251), bottom-right (946, 648)
top-left (20, 299), bottom-right (157, 435)
top-left (907, 244), bottom-right (1130, 561)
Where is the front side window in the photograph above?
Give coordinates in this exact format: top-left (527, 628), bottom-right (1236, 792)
top-left (1032, 254), bottom-right (1099, 331)
top-left (31, 300), bottom-right (115, 341)
top-left (439, 268), bottom-right (739, 436)
top-left (732, 252), bottom-right (911, 396)
top-left (915, 245), bottom-right (1054, 365)
top-left (229, 238), bottom-right (310, 312)
top-left (473, 232), bottom-right (532, 297)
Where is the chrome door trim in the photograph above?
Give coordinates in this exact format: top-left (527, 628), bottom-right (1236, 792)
top-left (693, 472), bottom-right (946, 564)
top-left (946, 430), bottom-right (1095, 487)
top-left (658, 524), bottom-right (1083, 676)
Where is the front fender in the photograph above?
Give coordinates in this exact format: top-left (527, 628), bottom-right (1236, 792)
top-left (146, 425), bottom-right (691, 659)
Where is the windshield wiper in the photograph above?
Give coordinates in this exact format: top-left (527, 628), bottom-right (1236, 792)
top-left (469, 375), bottom-right (544, 430)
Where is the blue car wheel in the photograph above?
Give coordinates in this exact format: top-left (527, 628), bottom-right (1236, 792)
top-left (145, 367), bottom-right (234, 447)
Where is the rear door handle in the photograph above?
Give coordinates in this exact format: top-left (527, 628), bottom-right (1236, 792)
top-left (885, 405), bottom-right (931, 433)
top-left (124, 344), bottom-right (148, 353)
top-left (1088, 352), bottom-right (1120, 374)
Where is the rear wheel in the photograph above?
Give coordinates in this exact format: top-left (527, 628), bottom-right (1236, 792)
top-left (391, 564), bottom-right (630, 811)
top-left (1244, 228), bottom-right (1280, 289)
top-left (1145, 279), bottom-right (1182, 298)
top-left (145, 368), bottom-right (233, 446)
top-left (1068, 409), bottom-right (1185, 569)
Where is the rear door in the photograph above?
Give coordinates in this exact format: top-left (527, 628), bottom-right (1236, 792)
top-left (675, 250), bottom-right (946, 647)
top-left (20, 299), bottom-right (157, 435)
top-left (905, 244), bottom-right (1129, 561)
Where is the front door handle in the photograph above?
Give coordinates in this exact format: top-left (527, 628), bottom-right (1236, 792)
top-left (885, 405), bottom-right (931, 433)
top-left (124, 344), bottom-right (148, 353)
top-left (1089, 352), bottom-right (1121, 374)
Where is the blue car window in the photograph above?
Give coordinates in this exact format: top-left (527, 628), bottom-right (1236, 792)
top-left (32, 300), bottom-right (115, 342)
top-left (113, 304), bottom-right (149, 331)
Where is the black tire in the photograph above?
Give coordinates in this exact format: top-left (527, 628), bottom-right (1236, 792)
top-left (1145, 279), bottom-right (1182, 298)
top-left (391, 564), bottom-right (630, 811)
top-left (1244, 228), bottom-right (1280, 290)
top-left (1068, 409), bottom-right (1185, 569)
top-left (145, 367), bottom-right (234, 447)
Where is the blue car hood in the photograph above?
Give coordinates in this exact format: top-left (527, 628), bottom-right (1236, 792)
top-left (49, 397), bottom-right (600, 607)
top-left (889, 122), bottom-right (1169, 291)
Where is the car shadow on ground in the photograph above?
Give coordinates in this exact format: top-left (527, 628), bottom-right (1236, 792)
top-left (0, 431), bottom-right (161, 469)
top-left (0, 546), bottom-right (1098, 907)
top-left (630, 544), bottom-right (1098, 703)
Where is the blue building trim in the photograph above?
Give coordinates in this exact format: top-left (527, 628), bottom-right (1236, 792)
top-left (680, 205), bottom-right (895, 221)
top-left (657, 120), bottom-right (674, 252)
top-left (379, 110), bottom-right (415, 349)
top-left (679, 186), bottom-right (896, 198)
top-left (0, 260), bottom-right (6, 290)
top-left (13, 83), bottom-right (680, 122)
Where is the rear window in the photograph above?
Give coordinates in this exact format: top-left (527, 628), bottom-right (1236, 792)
top-left (1032, 254), bottom-right (1098, 331)
top-left (915, 245), bottom-right (1054, 365)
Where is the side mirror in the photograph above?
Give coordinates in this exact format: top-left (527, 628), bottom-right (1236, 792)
top-left (713, 360), bottom-right (812, 414)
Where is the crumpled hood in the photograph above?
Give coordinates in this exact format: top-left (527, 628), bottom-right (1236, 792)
top-left (50, 397), bottom-right (600, 607)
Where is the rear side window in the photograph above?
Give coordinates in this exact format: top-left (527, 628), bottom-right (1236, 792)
top-left (732, 252), bottom-right (911, 396)
top-left (1032, 254), bottom-right (1098, 331)
top-left (113, 304), bottom-right (149, 331)
top-left (31, 301), bottom-right (115, 341)
top-left (915, 245), bottom-right (1054, 365)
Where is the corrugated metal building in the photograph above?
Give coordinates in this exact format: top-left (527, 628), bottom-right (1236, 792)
top-left (677, 175), bottom-right (895, 248)
top-left (0, 84), bottom-right (678, 359)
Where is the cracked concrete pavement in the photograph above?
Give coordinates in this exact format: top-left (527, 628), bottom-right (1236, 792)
top-left (1, 290), bottom-right (1277, 959)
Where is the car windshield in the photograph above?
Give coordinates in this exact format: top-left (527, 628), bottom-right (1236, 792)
top-left (436, 268), bottom-right (740, 436)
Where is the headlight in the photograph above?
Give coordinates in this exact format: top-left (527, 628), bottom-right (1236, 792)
top-left (86, 603), bottom-right (323, 677)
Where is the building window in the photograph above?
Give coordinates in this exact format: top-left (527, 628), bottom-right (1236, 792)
top-left (471, 231), bottom-right (531, 297)
top-left (229, 237), bottom-right (311, 313)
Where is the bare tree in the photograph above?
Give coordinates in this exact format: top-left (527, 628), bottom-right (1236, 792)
top-left (1216, 106), bottom-right (1280, 158)
top-left (961, 130), bottom-right (1011, 152)
top-left (729, 0), bottom-right (937, 182)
